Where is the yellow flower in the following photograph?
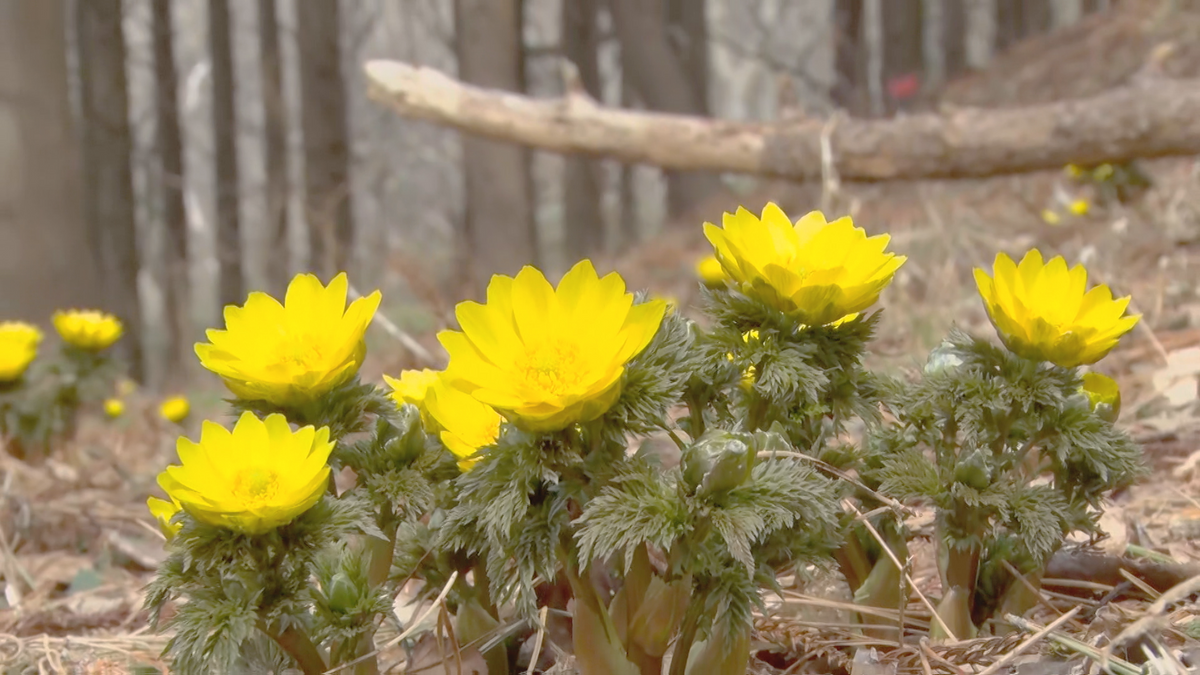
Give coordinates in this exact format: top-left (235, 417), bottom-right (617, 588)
top-left (53, 310), bottom-right (123, 351)
top-left (704, 204), bottom-right (906, 326)
top-left (696, 256), bottom-right (728, 288)
top-left (104, 398), bottom-right (125, 418)
top-left (147, 495), bottom-right (183, 538)
top-left (1069, 199), bottom-right (1090, 216)
top-left (739, 365), bottom-right (757, 391)
top-left (439, 260), bottom-right (666, 432)
top-left (1080, 372), bottom-right (1121, 418)
top-left (973, 250), bottom-right (1140, 368)
top-left (1041, 209), bottom-right (1062, 226)
top-left (1093, 164), bottom-right (1114, 182)
top-left (383, 369), bottom-right (442, 431)
top-left (1064, 164), bottom-right (1084, 178)
top-left (195, 273), bottom-right (382, 407)
top-left (424, 379), bottom-right (503, 471)
top-left (159, 396), bottom-right (190, 424)
top-left (0, 322), bottom-right (41, 382)
top-left (157, 412), bottom-right (333, 534)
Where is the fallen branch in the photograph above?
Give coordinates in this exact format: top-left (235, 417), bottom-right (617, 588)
top-left (364, 59), bottom-right (1200, 182)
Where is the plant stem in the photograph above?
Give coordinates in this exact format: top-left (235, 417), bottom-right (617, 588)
top-left (366, 503), bottom-right (397, 588)
top-left (260, 621), bottom-right (328, 675)
top-left (668, 606), bottom-right (702, 675)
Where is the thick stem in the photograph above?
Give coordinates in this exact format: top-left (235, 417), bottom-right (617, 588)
top-left (685, 391), bottom-right (706, 438)
top-left (667, 607), bottom-right (702, 675)
top-left (835, 533), bottom-right (873, 594)
top-left (260, 621), bottom-right (328, 675)
top-left (366, 504), bottom-right (398, 588)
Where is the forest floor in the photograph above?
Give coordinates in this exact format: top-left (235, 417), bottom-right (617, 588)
top-left (8, 2), bottom-right (1200, 671)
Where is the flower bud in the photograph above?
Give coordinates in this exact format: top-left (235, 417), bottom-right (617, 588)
top-left (953, 449), bottom-right (991, 490)
top-left (1080, 372), bottom-right (1121, 422)
top-left (681, 430), bottom-right (755, 497)
top-left (325, 571), bottom-right (359, 614)
top-left (924, 342), bottom-right (964, 376)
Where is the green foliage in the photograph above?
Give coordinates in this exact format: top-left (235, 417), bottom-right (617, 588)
top-left (145, 495), bottom-right (378, 674)
top-left (230, 376), bottom-right (395, 440)
top-left (0, 347), bottom-right (120, 456)
top-left (870, 330), bottom-right (1146, 632)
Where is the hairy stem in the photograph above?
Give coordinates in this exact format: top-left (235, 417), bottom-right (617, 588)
top-left (260, 621), bottom-right (327, 675)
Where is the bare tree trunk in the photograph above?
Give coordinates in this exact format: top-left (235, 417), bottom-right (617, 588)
top-left (664, 0), bottom-right (717, 218)
top-left (965, 0), bottom-right (996, 69)
top-left (883, 0), bottom-right (923, 111)
top-left (297, 0), bottom-right (354, 279)
top-left (833, 0), bottom-right (865, 110)
top-left (76, 0), bottom-right (144, 380)
top-left (453, 0), bottom-right (537, 297)
top-left (1051, 0), bottom-right (1084, 27)
top-left (1019, 0), bottom-right (1052, 37)
top-left (259, 0), bottom-right (290, 297)
top-left (617, 81), bottom-right (639, 251)
top-left (943, 0), bottom-right (969, 77)
top-left (609, 0), bottom-right (721, 218)
top-left (863, 0), bottom-right (884, 116)
top-left (562, 0), bottom-right (605, 262)
top-left (210, 0), bottom-right (243, 308)
top-left (152, 0), bottom-right (190, 384)
top-left (923, 0), bottom-right (946, 90)
top-left (0, 0), bottom-right (102, 321)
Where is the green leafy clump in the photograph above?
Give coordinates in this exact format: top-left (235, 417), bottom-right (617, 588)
top-left (868, 330), bottom-right (1145, 637)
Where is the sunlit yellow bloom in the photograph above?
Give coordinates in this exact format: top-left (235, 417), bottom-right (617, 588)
top-left (104, 398), bottom-right (125, 418)
top-left (159, 396), bottom-right (190, 424)
top-left (1069, 199), bottom-right (1090, 216)
top-left (439, 260), bottom-right (666, 432)
top-left (696, 256), bottom-right (728, 288)
top-left (53, 310), bottom-right (122, 351)
top-left (0, 322), bottom-right (41, 381)
top-left (157, 412), bottom-right (333, 534)
top-left (1093, 164), bottom-right (1114, 182)
top-left (739, 365), bottom-right (757, 391)
top-left (195, 273), bottom-right (382, 407)
top-left (1041, 209), bottom-right (1062, 226)
top-left (425, 379), bottom-right (503, 471)
top-left (147, 494), bottom-right (183, 538)
top-left (1064, 164), bottom-right (1084, 178)
top-left (974, 250), bottom-right (1139, 368)
top-left (383, 369), bottom-right (441, 431)
top-left (704, 204), bottom-right (906, 326)
top-left (1081, 372), bottom-right (1121, 418)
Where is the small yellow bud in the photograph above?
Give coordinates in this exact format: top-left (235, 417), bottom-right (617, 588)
top-left (1093, 163), bottom-right (1114, 181)
top-left (1064, 164), bottom-right (1084, 178)
top-left (1041, 209), bottom-right (1061, 226)
top-left (103, 398), bottom-right (124, 418)
top-left (696, 256), bottom-right (727, 288)
top-left (1069, 199), bottom-right (1090, 216)
top-left (159, 395), bottom-right (190, 424)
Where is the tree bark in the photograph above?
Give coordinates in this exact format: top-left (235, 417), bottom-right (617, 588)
top-left (210, 0), bottom-right (243, 309)
top-left (453, 0), bottom-right (538, 297)
top-left (258, 0), bottom-right (290, 298)
top-left (883, 0), bottom-right (924, 110)
top-left (0, 0), bottom-right (102, 322)
top-left (664, 0), bottom-right (717, 217)
top-left (943, 0), bottom-right (969, 78)
top-left (832, 0), bottom-right (865, 110)
top-left (609, 0), bottom-right (721, 218)
top-left (366, 60), bottom-right (1200, 182)
top-left (562, 0), bottom-right (605, 262)
top-left (76, 0), bottom-right (144, 380)
top-left (297, 0), bottom-right (354, 279)
top-left (151, 0), bottom-right (190, 384)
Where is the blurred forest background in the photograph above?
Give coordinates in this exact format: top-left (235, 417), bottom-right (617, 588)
top-left (0, 0), bottom-right (1188, 392)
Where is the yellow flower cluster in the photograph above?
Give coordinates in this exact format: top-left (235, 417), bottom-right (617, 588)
top-left (148, 203), bottom-right (1142, 535)
top-left (54, 310), bottom-right (123, 351)
top-left (974, 251), bottom-right (1138, 368)
top-left (703, 204), bottom-right (906, 326)
top-left (0, 322), bottom-right (42, 382)
top-left (196, 273), bottom-right (381, 407)
top-left (152, 412), bottom-right (333, 535)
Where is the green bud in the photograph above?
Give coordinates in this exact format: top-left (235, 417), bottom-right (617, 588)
top-left (953, 449), bottom-right (991, 490)
top-left (325, 571), bottom-right (359, 614)
top-left (924, 342), bottom-right (964, 376)
top-left (1080, 372), bottom-right (1121, 423)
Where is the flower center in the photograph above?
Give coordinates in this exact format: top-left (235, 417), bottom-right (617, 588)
top-left (231, 467), bottom-right (281, 508)
top-left (517, 341), bottom-right (584, 398)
